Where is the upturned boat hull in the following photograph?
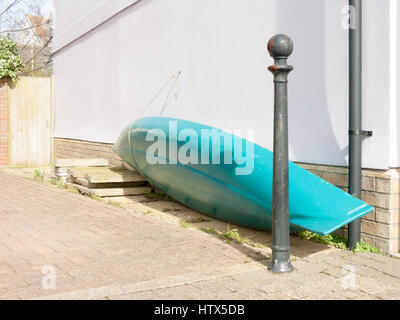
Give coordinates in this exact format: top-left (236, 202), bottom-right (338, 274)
top-left (113, 117), bottom-right (374, 235)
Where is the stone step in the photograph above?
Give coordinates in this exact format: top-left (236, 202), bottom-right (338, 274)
top-left (70, 183), bottom-right (152, 197)
top-left (85, 168), bottom-right (147, 184)
top-left (68, 167), bottom-right (147, 184)
top-left (67, 167), bottom-right (113, 179)
top-left (75, 177), bottom-right (146, 189)
top-left (55, 158), bottom-right (109, 168)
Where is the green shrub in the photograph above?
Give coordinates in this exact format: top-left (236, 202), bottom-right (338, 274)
top-left (0, 36), bottom-right (24, 80)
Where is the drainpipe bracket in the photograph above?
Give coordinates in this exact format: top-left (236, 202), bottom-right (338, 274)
top-left (349, 130), bottom-right (373, 137)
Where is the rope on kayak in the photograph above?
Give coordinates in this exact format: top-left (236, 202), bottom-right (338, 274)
top-left (137, 70), bottom-right (182, 118)
top-left (160, 71), bottom-right (182, 116)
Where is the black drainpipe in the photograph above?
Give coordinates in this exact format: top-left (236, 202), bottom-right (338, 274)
top-left (348, 0), bottom-right (372, 250)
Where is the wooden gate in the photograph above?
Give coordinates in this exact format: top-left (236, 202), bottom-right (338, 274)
top-left (8, 76), bottom-right (53, 167)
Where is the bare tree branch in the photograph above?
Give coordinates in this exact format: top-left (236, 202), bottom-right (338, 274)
top-left (0, 0), bottom-right (23, 18)
top-left (23, 34), bottom-right (52, 65)
top-left (1, 0), bottom-right (53, 76)
top-left (21, 60), bottom-right (52, 76)
top-left (0, 21), bottom-right (49, 34)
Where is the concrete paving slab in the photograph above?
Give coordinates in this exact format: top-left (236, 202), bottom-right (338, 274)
top-left (55, 158), bottom-right (109, 168)
top-left (1, 169), bottom-right (400, 300)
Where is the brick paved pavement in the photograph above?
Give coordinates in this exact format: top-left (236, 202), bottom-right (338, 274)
top-left (1, 170), bottom-right (400, 300)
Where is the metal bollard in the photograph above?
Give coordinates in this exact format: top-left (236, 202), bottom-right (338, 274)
top-left (267, 34), bottom-right (294, 273)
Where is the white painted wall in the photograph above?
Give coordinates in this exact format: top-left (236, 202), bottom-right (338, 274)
top-left (53, 0), bottom-right (397, 169)
top-left (398, 0), bottom-right (400, 163)
top-left (390, 0), bottom-right (400, 167)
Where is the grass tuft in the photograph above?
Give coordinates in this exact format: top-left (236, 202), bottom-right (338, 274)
top-left (107, 200), bottom-right (122, 208)
top-left (146, 192), bottom-right (175, 202)
top-left (354, 240), bottom-right (383, 254)
top-left (186, 216), bottom-right (209, 224)
top-left (200, 227), bottom-right (219, 236)
top-left (91, 194), bottom-right (102, 201)
top-left (180, 222), bottom-right (194, 229)
top-left (296, 231), bottom-right (348, 250)
top-left (296, 231), bottom-right (383, 254)
top-left (33, 169), bottom-right (44, 182)
top-left (57, 181), bottom-right (67, 189)
top-left (220, 228), bottom-right (243, 244)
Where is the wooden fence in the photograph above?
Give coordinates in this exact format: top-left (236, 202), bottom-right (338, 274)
top-left (8, 76), bottom-right (53, 167)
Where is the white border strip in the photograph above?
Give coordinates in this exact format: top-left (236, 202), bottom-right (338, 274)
top-left (53, 0), bottom-right (139, 55)
top-left (389, 0), bottom-right (398, 167)
top-left (33, 261), bottom-right (267, 300)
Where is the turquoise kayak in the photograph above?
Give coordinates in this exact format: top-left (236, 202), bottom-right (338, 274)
top-left (113, 116), bottom-right (374, 236)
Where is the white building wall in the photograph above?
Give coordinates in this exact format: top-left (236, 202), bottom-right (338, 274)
top-left (398, 0), bottom-right (400, 165)
top-left (53, 0), bottom-right (397, 169)
top-left (390, 0), bottom-right (400, 167)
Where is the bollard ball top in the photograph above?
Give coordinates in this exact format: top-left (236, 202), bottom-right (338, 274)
top-left (268, 34), bottom-right (293, 58)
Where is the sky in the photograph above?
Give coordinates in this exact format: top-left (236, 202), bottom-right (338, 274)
top-left (2, 0), bottom-right (53, 18)
top-left (0, 0), bottom-right (54, 32)
top-left (41, 0), bottom-right (53, 17)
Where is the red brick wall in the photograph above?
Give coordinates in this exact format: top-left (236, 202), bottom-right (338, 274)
top-left (54, 138), bottom-right (123, 167)
top-left (0, 78), bottom-right (8, 168)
